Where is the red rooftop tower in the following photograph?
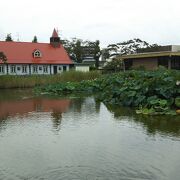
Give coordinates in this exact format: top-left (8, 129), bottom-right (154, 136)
top-left (50, 28), bottom-right (61, 48)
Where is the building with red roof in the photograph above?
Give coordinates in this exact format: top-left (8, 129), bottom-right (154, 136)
top-left (0, 29), bottom-right (73, 75)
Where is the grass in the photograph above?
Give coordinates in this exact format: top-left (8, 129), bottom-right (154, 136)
top-left (0, 71), bottom-right (102, 89)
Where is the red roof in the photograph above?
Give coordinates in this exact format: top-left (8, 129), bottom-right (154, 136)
top-left (0, 41), bottom-right (73, 64)
top-left (52, 28), bottom-right (59, 37)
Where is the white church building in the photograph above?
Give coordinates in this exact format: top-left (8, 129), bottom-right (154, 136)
top-left (0, 29), bottom-right (73, 75)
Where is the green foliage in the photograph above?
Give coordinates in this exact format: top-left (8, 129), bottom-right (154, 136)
top-left (5, 33), bottom-right (13, 41)
top-left (37, 69), bottom-right (180, 115)
top-left (105, 38), bottom-right (154, 57)
top-left (32, 36), bottom-right (38, 43)
top-left (61, 38), bottom-right (101, 64)
top-left (0, 71), bottom-right (101, 89)
top-left (0, 52), bottom-right (7, 63)
top-left (175, 97), bottom-right (180, 108)
top-left (104, 59), bottom-right (125, 71)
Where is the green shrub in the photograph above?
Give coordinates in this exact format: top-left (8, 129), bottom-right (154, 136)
top-left (175, 97), bottom-right (180, 108)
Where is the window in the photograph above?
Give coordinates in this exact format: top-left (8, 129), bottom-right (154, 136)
top-left (63, 66), bottom-right (67, 71)
top-left (11, 65), bottom-right (16, 73)
top-left (39, 66), bottom-right (42, 71)
top-left (158, 57), bottom-right (169, 68)
top-left (125, 59), bottom-right (133, 70)
top-left (43, 66), bottom-right (48, 73)
top-left (0, 66), bottom-right (4, 73)
top-left (58, 67), bottom-right (62, 71)
top-left (33, 50), bottom-right (42, 58)
top-left (17, 67), bottom-right (21, 71)
top-left (22, 66), bottom-right (27, 73)
top-left (33, 65), bottom-right (38, 73)
top-left (171, 57), bottom-right (180, 70)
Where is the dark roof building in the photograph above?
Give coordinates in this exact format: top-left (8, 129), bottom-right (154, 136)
top-left (119, 45), bottom-right (180, 70)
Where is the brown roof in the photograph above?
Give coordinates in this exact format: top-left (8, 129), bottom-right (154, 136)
top-left (119, 51), bottom-right (180, 60)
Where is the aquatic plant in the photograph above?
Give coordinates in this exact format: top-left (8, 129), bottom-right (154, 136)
top-left (36, 69), bottom-right (180, 115)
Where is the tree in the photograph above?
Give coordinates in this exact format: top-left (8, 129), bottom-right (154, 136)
top-left (61, 38), bottom-right (83, 62)
top-left (104, 58), bottom-right (125, 72)
top-left (32, 36), bottom-right (38, 43)
top-left (0, 52), bottom-right (7, 63)
top-left (61, 38), bottom-right (101, 65)
top-left (101, 48), bottom-right (110, 61)
top-left (5, 34), bottom-right (13, 41)
top-left (92, 40), bottom-right (101, 69)
top-left (73, 38), bottom-right (83, 63)
top-left (106, 38), bottom-right (151, 57)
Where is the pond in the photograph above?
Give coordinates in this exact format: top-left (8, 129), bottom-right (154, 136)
top-left (0, 89), bottom-right (180, 180)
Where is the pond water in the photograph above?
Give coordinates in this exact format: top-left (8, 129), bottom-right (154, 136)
top-left (0, 89), bottom-right (180, 180)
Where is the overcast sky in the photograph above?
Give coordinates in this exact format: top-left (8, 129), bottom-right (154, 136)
top-left (1, 0), bottom-right (180, 47)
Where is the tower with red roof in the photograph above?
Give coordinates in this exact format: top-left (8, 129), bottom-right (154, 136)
top-left (50, 28), bottom-right (61, 48)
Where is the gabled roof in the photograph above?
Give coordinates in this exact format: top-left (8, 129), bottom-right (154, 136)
top-left (0, 41), bottom-right (73, 64)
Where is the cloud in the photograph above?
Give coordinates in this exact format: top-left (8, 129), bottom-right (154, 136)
top-left (0, 0), bottom-right (180, 46)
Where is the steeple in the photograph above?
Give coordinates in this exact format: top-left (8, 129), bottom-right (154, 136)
top-left (50, 28), bottom-right (61, 48)
top-left (52, 28), bottom-right (59, 38)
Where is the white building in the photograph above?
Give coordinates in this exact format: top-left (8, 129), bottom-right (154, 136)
top-left (0, 29), bottom-right (73, 75)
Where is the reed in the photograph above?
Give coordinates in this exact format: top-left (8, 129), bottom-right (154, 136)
top-left (0, 71), bottom-right (101, 89)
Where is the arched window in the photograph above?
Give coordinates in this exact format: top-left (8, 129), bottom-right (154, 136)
top-left (33, 50), bottom-right (42, 58)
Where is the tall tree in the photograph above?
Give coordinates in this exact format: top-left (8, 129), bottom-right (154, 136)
top-left (32, 36), bottom-right (38, 43)
top-left (73, 38), bottom-right (83, 63)
top-left (92, 40), bottom-right (101, 68)
top-left (101, 48), bottom-right (110, 61)
top-left (106, 38), bottom-right (151, 57)
top-left (0, 52), bottom-right (7, 63)
top-left (5, 34), bottom-right (13, 41)
top-left (61, 38), bottom-right (101, 65)
top-left (62, 38), bottom-right (84, 63)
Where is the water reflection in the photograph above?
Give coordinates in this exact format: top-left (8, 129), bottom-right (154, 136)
top-left (106, 104), bottom-right (180, 137)
top-left (0, 90), bottom-right (101, 132)
top-left (0, 90), bottom-right (180, 180)
top-left (0, 90), bottom-right (71, 131)
top-left (0, 88), bottom-right (179, 137)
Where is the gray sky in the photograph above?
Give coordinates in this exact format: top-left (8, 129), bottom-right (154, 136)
top-left (1, 0), bottom-right (180, 47)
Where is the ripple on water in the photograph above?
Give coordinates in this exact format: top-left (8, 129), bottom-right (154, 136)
top-left (25, 165), bottom-right (164, 180)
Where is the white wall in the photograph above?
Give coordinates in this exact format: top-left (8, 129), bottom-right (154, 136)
top-left (8, 64), bottom-right (29, 75)
top-left (31, 65), bottom-right (51, 75)
top-left (172, 45), bottom-right (180, 52)
top-left (75, 66), bottom-right (89, 72)
top-left (0, 64), bottom-right (70, 75)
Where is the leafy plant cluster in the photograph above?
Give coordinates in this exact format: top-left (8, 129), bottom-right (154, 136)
top-left (36, 69), bottom-right (180, 115)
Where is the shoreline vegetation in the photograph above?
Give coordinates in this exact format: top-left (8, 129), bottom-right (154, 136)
top-left (0, 71), bottom-right (101, 89)
top-left (35, 69), bottom-right (180, 115)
